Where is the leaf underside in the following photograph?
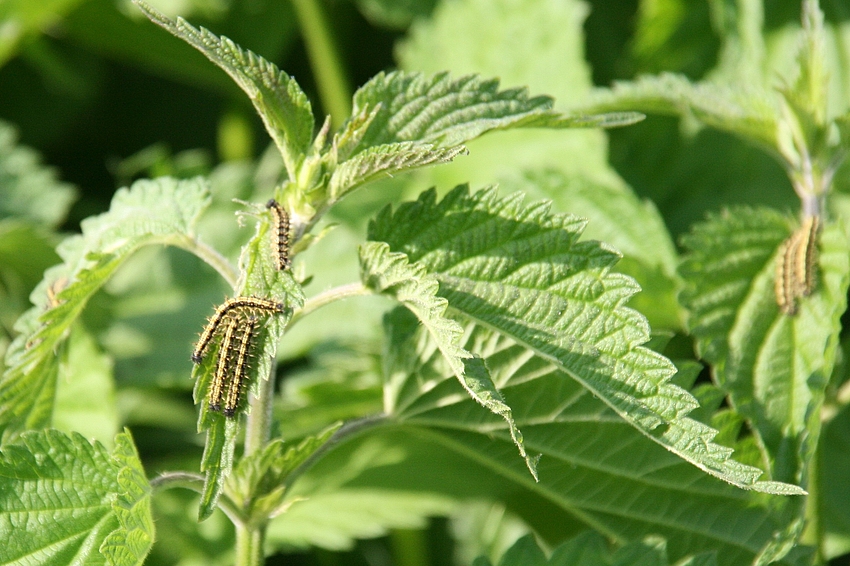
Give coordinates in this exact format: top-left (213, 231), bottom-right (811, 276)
top-left (368, 185), bottom-right (802, 495)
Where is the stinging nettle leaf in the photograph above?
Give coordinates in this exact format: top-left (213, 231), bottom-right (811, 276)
top-left (194, 202), bottom-right (305, 520)
top-left (341, 71), bottom-right (641, 160)
top-left (360, 241), bottom-right (538, 478)
top-left (586, 73), bottom-right (778, 151)
top-left (680, 208), bottom-right (850, 483)
top-left (0, 429), bottom-right (153, 566)
top-left (133, 0), bottom-right (314, 176)
top-left (0, 177), bottom-right (211, 441)
top-left (328, 141), bottom-right (468, 202)
top-left (368, 185), bottom-right (803, 494)
top-left (382, 314), bottom-right (803, 565)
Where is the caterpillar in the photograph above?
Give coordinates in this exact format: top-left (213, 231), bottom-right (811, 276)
top-left (192, 296), bottom-right (283, 363)
top-left (223, 316), bottom-right (258, 417)
top-left (266, 199), bottom-right (291, 271)
top-left (209, 316), bottom-right (240, 412)
top-left (774, 215), bottom-right (820, 316)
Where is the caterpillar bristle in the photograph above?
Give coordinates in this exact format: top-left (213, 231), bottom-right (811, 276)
top-left (192, 296), bottom-right (283, 363)
top-left (266, 199), bottom-right (291, 271)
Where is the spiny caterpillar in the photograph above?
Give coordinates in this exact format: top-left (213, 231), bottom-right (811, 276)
top-left (266, 199), bottom-right (291, 271)
top-left (223, 316), bottom-right (258, 417)
top-left (192, 296), bottom-right (283, 364)
top-left (209, 316), bottom-right (240, 412)
top-left (774, 215), bottom-right (820, 316)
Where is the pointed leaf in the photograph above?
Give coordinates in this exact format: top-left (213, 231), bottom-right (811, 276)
top-left (0, 177), bottom-right (211, 441)
top-left (193, 202), bottom-right (305, 519)
top-left (360, 241), bottom-right (536, 478)
top-left (680, 209), bottom-right (850, 481)
top-left (134, 1), bottom-right (314, 175)
top-left (380, 314), bottom-right (802, 564)
top-left (0, 429), bottom-right (152, 565)
top-left (587, 73), bottom-right (778, 150)
top-left (342, 71), bottom-right (640, 159)
top-left (328, 141), bottom-right (467, 201)
top-left (369, 185), bottom-right (801, 493)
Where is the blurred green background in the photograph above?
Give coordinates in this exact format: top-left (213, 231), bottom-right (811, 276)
top-left (3, 0), bottom-right (849, 564)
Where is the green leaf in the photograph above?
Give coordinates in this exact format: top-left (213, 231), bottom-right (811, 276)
top-left (680, 209), bottom-right (850, 483)
top-left (225, 423), bottom-right (341, 521)
top-left (100, 430), bottom-right (155, 566)
top-left (369, 185), bottom-right (801, 494)
top-left (0, 429), bottom-right (152, 565)
top-left (266, 488), bottom-right (457, 552)
top-left (0, 176), bottom-right (211, 441)
top-left (342, 71), bottom-right (639, 160)
top-left (394, 0), bottom-right (640, 192)
top-left (52, 325), bottom-right (119, 447)
top-left (0, 119), bottom-right (76, 227)
top-left (587, 73), bottom-right (778, 150)
top-left (503, 170), bottom-right (681, 330)
top-left (193, 200), bottom-right (305, 520)
top-left (360, 241), bottom-right (537, 478)
top-left (133, 0), bottom-right (314, 176)
top-left (378, 314), bottom-right (801, 564)
top-left (479, 531), bottom-right (719, 566)
top-left (328, 141), bottom-right (467, 202)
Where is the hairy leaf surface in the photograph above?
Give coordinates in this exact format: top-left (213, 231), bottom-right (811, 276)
top-left (680, 209), bottom-right (850, 482)
top-left (0, 429), bottom-right (152, 566)
top-left (360, 241), bottom-right (536, 477)
top-left (369, 185), bottom-right (800, 493)
top-left (341, 71), bottom-right (639, 161)
top-left (376, 311), bottom-right (802, 565)
top-left (134, 1), bottom-right (314, 175)
top-left (193, 201), bottom-right (305, 520)
top-left (0, 177), bottom-right (211, 441)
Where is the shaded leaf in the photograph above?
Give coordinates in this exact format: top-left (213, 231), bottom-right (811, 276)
top-left (680, 209), bottom-right (850, 483)
top-left (379, 313), bottom-right (801, 565)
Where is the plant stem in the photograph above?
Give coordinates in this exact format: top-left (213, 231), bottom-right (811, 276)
top-left (245, 359), bottom-right (277, 455)
top-left (150, 471), bottom-right (244, 525)
top-left (290, 0), bottom-right (352, 128)
top-left (288, 282), bottom-right (370, 329)
top-left (235, 522), bottom-right (265, 566)
top-left (181, 236), bottom-right (239, 288)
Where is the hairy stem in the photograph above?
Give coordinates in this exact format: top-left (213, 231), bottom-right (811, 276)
top-left (290, 0), bottom-right (352, 128)
top-left (235, 523), bottom-right (265, 566)
top-left (181, 236), bottom-right (239, 288)
top-left (288, 282), bottom-right (370, 329)
top-left (150, 471), bottom-right (244, 525)
top-left (245, 359), bottom-right (277, 455)
top-left (281, 413), bottom-right (386, 494)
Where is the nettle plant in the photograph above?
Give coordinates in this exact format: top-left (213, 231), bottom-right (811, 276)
top-left (2, 1), bottom-right (849, 565)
